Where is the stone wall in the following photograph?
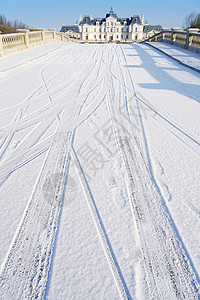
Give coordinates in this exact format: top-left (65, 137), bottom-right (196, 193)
top-left (0, 29), bottom-right (69, 57)
top-left (145, 28), bottom-right (200, 54)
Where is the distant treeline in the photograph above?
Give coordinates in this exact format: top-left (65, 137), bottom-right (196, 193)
top-left (0, 14), bottom-right (30, 34)
top-left (183, 12), bottom-right (200, 29)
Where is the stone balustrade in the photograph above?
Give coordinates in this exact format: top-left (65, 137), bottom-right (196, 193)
top-left (145, 28), bottom-right (200, 54)
top-left (0, 29), bottom-right (69, 57)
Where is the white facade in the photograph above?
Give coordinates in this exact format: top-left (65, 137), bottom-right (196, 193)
top-left (79, 9), bottom-right (144, 42)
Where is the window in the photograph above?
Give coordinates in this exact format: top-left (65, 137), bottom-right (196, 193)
top-left (111, 22), bottom-right (113, 26)
top-left (126, 35), bottom-right (128, 39)
top-left (94, 35), bottom-right (96, 39)
top-left (104, 35), bottom-right (105, 38)
top-left (99, 35), bottom-right (101, 39)
top-left (117, 35), bottom-right (118, 39)
top-left (117, 28), bottom-right (119, 32)
top-left (121, 28), bottom-right (123, 32)
top-left (135, 27), bottom-right (137, 32)
top-left (86, 28), bottom-right (88, 32)
top-left (94, 28), bottom-right (96, 32)
top-left (121, 35), bottom-right (123, 39)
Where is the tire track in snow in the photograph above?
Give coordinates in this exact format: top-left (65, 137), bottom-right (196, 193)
top-left (0, 45), bottom-right (93, 160)
top-left (106, 45), bottom-right (200, 299)
top-left (0, 131), bottom-right (72, 299)
top-left (72, 144), bottom-right (131, 300)
top-left (0, 45), bottom-right (107, 299)
top-left (62, 47), bottom-right (132, 300)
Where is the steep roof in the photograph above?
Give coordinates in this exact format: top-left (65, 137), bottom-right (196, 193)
top-left (60, 25), bottom-right (79, 33)
top-left (143, 25), bottom-right (162, 33)
top-left (80, 9), bottom-right (142, 26)
top-left (106, 7), bottom-right (118, 19)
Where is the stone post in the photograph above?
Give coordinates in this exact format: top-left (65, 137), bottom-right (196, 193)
top-left (60, 32), bottom-right (64, 41)
top-left (17, 29), bottom-right (30, 48)
top-left (35, 28), bottom-right (45, 43)
top-left (48, 29), bottom-right (56, 39)
top-left (171, 27), bottom-right (182, 44)
top-left (186, 28), bottom-right (200, 49)
top-left (41, 29), bottom-right (45, 43)
top-left (24, 30), bottom-right (30, 48)
top-left (0, 31), bottom-right (4, 56)
top-left (186, 29), bottom-right (190, 49)
top-left (162, 28), bottom-right (169, 42)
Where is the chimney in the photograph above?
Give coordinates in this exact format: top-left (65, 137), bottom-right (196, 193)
top-left (90, 15), bottom-right (93, 21)
top-left (79, 14), bottom-right (82, 23)
top-left (141, 14), bottom-right (144, 24)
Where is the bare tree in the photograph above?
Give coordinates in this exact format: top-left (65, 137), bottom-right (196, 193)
top-left (183, 12), bottom-right (200, 29)
top-left (0, 14), bottom-right (28, 30)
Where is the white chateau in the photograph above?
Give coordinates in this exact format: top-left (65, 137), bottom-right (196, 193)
top-left (61, 8), bottom-right (162, 42)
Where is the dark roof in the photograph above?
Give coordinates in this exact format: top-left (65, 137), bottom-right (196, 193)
top-left (143, 25), bottom-right (162, 33)
top-left (80, 8), bottom-right (142, 26)
top-left (60, 25), bottom-right (79, 33)
top-left (106, 7), bottom-right (118, 19)
top-left (80, 16), bottom-right (91, 25)
top-left (130, 15), bottom-right (142, 25)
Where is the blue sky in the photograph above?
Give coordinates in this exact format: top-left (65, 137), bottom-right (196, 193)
top-left (0, 0), bottom-right (199, 31)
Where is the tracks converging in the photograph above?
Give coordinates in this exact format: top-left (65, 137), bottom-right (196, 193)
top-left (0, 43), bottom-right (200, 299)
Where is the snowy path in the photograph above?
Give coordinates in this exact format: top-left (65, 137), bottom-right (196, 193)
top-left (0, 43), bottom-right (200, 299)
top-left (146, 42), bottom-right (200, 72)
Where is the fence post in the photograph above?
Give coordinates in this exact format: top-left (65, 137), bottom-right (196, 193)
top-left (186, 28), bottom-right (200, 49)
top-left (171, 28), bottom-right (174, 44)
top-left (25, 30), bottom-right (30, 48)
top-left (16, 29), bottom-right (30, 48)
top-left (0, 32), bottom-right (4, 56)
top-left (35, 29), bottom-right (45, 43)
top-left (171, 27), bottom-right (182, 45)
top-left (161, 29), bottom-right (164, 41)
top-left (186, 29), bottom-right (190, 49)
top-left (60, 32), bottom-right (64, 41)
top-left (48, 29), bottom-right (56, 40)
top-left (41, 29), bottom-right (45, 43)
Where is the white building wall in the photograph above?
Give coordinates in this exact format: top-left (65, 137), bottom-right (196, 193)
top-left (79, 15), bottom-right (144, 42)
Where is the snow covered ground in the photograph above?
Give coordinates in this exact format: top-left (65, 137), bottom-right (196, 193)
top-left (0, 42), bottom-right (200, 299)
top-left (146, 42), bottom-right (200, 72)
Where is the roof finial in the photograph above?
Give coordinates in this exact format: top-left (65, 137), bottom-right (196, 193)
top-left (110, 7), bottom-right (114, 14)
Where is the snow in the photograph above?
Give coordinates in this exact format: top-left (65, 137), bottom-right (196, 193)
top-left (0, 42), bottom-right (200, 299)
top-left (146, 42), bottom-right (200, 72)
